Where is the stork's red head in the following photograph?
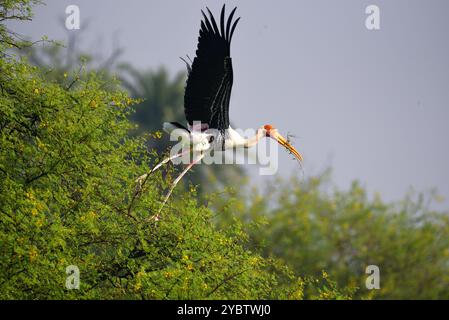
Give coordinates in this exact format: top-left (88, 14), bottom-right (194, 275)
top-left (264, 124), bottom-right (303, 163)
top-left (264, 124), bottom-right (274, 137)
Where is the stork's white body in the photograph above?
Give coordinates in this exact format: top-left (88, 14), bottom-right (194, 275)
top-left (163, 122), bottom-right (250, 152)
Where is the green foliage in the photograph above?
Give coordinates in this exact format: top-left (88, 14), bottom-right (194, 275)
top-left (211, 173), bottom-right (449, 299)
top-left (0, 0), bottom-right (42, 49)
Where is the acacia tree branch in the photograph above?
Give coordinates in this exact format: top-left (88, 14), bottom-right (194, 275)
top-left (206, 269), bottom-right (249, 298)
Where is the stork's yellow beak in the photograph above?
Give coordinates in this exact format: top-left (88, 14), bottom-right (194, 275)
top-left (269, 130), bottom-right (303, 163)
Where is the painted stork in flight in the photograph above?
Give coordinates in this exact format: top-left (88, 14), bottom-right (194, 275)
top-left (138, 5), bottom-right (303, 215)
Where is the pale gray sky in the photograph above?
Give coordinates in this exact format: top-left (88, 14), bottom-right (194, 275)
top-left (10, 0), bottom-right (449, 209)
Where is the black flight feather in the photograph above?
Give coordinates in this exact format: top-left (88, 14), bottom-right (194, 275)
top-left (183, 4), bottom-right (240, 134)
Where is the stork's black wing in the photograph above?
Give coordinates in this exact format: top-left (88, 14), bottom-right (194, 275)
top-left (184, 5), bottom-right (240, 131)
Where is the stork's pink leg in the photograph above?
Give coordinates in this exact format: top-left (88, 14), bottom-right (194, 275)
top-left (152, 149), bottom-right (191, 173)
top-left (152, 153), bottom-right (205, 220)
top-left (135, 149), bottom-right (190, 186)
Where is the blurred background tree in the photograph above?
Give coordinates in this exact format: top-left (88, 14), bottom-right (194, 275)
top-left (210, 172), bottom-right (449, 299)
top-left (19, 21), bottom-right (123, 82)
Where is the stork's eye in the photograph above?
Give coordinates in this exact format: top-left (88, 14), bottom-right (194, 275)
top-left (208, 136), bottom-right (215, 143)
